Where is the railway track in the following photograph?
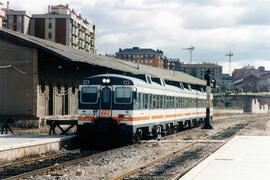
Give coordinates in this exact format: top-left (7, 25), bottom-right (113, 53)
top-left (113, 120), bottom-right (253, 180)
top-left (0, 149), bottom-right (98, 180)
top-left (0, 115), bottom-right (256, 179)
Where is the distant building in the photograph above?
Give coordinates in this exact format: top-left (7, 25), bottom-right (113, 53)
top-left (174, 62), bottom-right (222, 85)
top-left (169, 58), bottom-right (181, 70)
top-left (0, 2), bottom-right (5, 27)
top-left (233, 73), bottom-right (260, 93)
top-left (258, 72), bottom-right (270, 92)
top-left (115, 47), bottom-right (169, 69)
top-left (220, 74), bottom-right (233, 92)
top-left (30, 4), bottom-right (96, 53)
top-left (2, 2), bottom-right (31, 34)
top-left (232, 65), bottom-right (260, 81)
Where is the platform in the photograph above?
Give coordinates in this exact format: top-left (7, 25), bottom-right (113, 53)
top-left (0, 134), bottom-right (76, 161)
top-left (181, 136), bottom-right (270, 180)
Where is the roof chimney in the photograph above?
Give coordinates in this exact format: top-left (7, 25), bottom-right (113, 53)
top-left (7, 1), bottom-right (9, 11)
top-left (119, 48), bottom-right (122, 52)
top-left (48, 5), bottom-right (50, 13)
top-left (93, 25), bottom-right (96, 33)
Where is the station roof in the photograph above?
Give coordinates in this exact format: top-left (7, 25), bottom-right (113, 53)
top-left (0, 28), bottom-right (206, 86)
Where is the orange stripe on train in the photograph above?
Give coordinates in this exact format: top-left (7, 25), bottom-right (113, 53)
top-left (79, 111), bottom-right (206, 122)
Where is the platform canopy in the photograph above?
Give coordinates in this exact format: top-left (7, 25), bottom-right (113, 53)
top-left (0, 28), bottom-right (206, 86)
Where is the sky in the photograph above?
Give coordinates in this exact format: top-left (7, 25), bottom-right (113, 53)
top-left (4, 0), bottom-right (270, 74)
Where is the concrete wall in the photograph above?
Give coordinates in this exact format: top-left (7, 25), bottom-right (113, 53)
top-left (0, 40), bottom-right (37, 118)
top-left (251, 99), bottom-right (269, 113)
top-left (214, 108), bottom-right (244, 115)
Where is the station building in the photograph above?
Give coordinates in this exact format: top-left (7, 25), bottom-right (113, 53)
top-left (0, 28), bottom-right (205, 125)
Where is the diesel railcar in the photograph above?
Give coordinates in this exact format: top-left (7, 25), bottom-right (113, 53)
top-left (77, 74), bottom-right (212, 142)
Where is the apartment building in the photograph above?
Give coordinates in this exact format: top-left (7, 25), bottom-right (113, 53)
top-left (31, 4), bottom-right (96, 53)
top-left (115, 47), bottom-right (169, 69)
top-left (174, 62), bottom-right (223, 85)
top-left (0, 2), bottom-right (5, 27)
top-left (2, 7), bottom-right (31, 34)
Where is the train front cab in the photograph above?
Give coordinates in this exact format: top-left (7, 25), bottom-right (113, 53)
top-left (77, 76), bottom-right (136, 143)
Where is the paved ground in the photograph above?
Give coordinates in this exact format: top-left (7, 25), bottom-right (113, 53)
top-left (181, 136), bottom-right (270, 180)
top-left (180, 114), bottom-right (270, 180)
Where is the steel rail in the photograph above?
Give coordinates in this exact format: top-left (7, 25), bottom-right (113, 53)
top-left (0, 151), bottom-right (70, 172)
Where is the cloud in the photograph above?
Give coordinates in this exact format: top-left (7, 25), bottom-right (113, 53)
top-left (5, 0), bottom-right (270, 74)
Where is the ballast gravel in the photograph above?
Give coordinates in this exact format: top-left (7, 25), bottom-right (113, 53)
top-left (27, 114), bottom-right (267, 180)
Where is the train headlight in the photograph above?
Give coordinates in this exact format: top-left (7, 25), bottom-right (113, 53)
top-left (102, 78), bottom-right (111, 84)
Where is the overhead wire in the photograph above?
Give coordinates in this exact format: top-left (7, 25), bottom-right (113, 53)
top-left (0, 64), bottom-right (27, 74)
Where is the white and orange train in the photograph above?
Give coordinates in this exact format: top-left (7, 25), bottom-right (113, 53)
top-left (77, 74), bottom-right (213, 142)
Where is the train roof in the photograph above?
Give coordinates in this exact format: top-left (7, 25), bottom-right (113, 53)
top-left (86, 74), bottom-right (201, 94)
top-left (0, 28), bottom-right (206, 86)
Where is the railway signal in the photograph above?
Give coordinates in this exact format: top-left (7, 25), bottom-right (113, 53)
top-left (202, 69), bottom-right (215, 129)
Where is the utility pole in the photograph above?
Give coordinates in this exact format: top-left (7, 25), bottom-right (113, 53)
top-left (183, 46), bottom-right (194, 64)
top-left (225, 51), bottom-right (233, 75)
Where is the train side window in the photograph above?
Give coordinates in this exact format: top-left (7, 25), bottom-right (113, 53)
top-left (167, 97), bottom-right (170, 109)
top-left (152, 95), bottom-right (156, 109)
top-left (167, 96), bottom-right (169, 109)
top-left (115, 87), bottom-right (132, 104)
top-left (80, 87), bottom-right (98, 104)
top-left (156, 95), bottom-right (159, 109)
top-left (160, 95), bottom-right (163, 109)
top-left (136, 92), bottom-right (141, 109)
top-left (149, 94), bottom-right (153, 109)
top-left (162, 96), bottom-right (166, 109)
top-left (143, 94), bottom-right (149, 109)
top-left (140, 93), bottom-right (144, 109)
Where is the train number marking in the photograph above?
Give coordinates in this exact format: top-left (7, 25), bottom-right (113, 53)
top-left (100, 110), bottom-right (111, 117)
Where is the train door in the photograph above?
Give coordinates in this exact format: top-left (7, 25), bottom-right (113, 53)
top-left (99, 86), bottom-right (112, 118)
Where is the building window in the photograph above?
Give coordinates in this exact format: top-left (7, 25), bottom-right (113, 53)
top-left (48, 18), bottom-right (52, 29)
top-left (48, 32), bottom-right (52, 39)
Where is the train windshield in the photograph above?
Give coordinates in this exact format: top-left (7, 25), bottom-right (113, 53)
top-left (115, 87), bottom-right (132, 104)
top-left (101, 87), bottom-right (111, 104)
top-left (80, 87), bottom-right (98, 103)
